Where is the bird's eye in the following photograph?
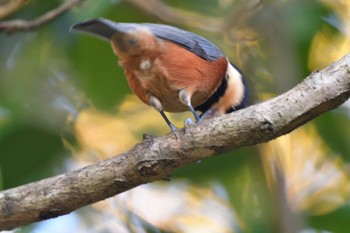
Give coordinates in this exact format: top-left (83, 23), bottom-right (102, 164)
top-left (226, 74), bottom-right (230, 80)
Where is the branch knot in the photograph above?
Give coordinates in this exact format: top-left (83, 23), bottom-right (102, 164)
top-left (136, 159), bottom-right (176, 177)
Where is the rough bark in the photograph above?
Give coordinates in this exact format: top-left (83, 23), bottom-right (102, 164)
top-left (0, 54), bottom-right (349, 230)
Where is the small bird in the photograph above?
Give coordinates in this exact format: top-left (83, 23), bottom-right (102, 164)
top-left (70, 18), bottom-right (248, 134)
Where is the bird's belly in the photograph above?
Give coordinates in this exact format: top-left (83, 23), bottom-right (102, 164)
top-left (133, 71), bottom-right (207, 113)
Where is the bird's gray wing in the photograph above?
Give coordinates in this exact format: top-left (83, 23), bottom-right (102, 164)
top-left (70, 18), bottom-right (224, 61)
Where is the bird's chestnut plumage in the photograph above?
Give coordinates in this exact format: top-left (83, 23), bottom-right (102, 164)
top-left (71, 18), bottom-right (249, 133)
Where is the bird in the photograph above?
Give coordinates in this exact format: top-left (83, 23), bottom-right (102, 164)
top-left (70, 18), bottom-right (249, 134)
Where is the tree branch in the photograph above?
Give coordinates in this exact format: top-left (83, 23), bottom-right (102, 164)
top-left (124, 0), bottom-right (221, 32)
top-left (0, 0), bottom-right (29, 20)
top-left (0, 0), bottom-right (84, 35)
top-left (0, 54), bottom-right (350, 230)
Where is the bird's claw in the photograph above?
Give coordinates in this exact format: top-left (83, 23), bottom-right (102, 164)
top-left (184, 117), bottom-right (195, 127)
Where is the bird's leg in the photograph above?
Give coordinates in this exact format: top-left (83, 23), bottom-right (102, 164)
top-left (199, 109), bottom-right (214, 121)
top-left (179, 89), bottom-right (201, 123)
top-left (159, 111), bottom-right (177, 132)
top-left (149, 95), bottom-right (177, 134)
top-left (184, 109), bottom-right (216, 128)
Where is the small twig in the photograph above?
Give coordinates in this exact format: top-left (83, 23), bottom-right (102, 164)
top-left (125, 0), bottom-right (260, 57)
top-left (0, 0), bottom-right (29, 20)
top-left (221, 0), bottom-right (262, 32)
top-left (0, 0), bottom-right (84, 35)
top-left (126, 0), bottom-right (261, 35)
top-left (125, 0), bottom-right (221, 32)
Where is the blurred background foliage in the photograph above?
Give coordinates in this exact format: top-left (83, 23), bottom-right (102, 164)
top-left (0, 0), bottom-right (350, 232)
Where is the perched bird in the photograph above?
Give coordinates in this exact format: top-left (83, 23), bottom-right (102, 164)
top-left (70, 18), bottom-right (248, 134)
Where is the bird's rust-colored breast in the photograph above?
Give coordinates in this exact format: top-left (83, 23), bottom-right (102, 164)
top-left (110, 28), bottom-right (228, 112)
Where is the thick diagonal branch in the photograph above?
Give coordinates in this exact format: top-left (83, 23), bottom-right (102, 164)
top-left (0, 54), bottom-right (350, 230)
